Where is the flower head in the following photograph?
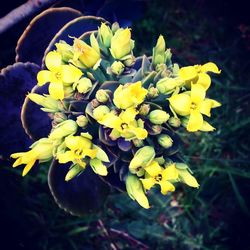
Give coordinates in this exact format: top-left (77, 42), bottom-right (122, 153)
top-left (169, 84), bottom-right (221, 132)
top-left (11, 138), bottom-right (53, 176)
top-left (37, 51), bottom-right (82, 100)
top-left (113, 81), bottom-right (148, 109)
top-left (141, 162), bottom-right (178, 195)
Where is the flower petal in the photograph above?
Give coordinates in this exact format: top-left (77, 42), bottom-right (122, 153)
top-left (45, 51), bottom-right (62, 72)
top-left (200, 99), bottom-right (212, 117)
top-left (178, 169), bottom-right (199, 188)
top-left (99, 113), bottom-right (122, 130)
top-left (120, 108), bottom-right (138, 122)
top-left (140, 177), bottom-right (156, 190)
top-left (162, 164), bottom-right (178, 180)
top-left (37, 70), bottom-right (52, 86)
top-left (61, 65), bottom-right (83, 85)
top-left (144, 161), bottom-right (162, 177)
top-left (169, 93), bottom-right (191, 116)
top-left (191, 84), bottom-right (206, 104)
top-left (49, 82), bottom-right (64, 100)
top-left (159, 181), bottom-right (175, 195)
top-left (22, 159), bottom-right (36, 176)
top-left (187, 110), bottom-right (203, 132)
top-left (201, 62), bottom-right (221, 74)
top-left (57, 151), bottom-right (75, 163)
top-left (199, 120), bottom-right (215, 131)
top-left (196, 73), bottom-right (211, 90)
top-left (179, 66), bottom-right (198, 81)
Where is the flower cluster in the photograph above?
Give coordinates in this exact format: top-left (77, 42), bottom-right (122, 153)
top-left (11, 22), bottom-right (221, 208)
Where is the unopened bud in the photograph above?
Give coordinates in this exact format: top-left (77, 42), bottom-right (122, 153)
top-left (111, 61), bottom-right (125, 75)
top-left (139, 104), bottom-right (150, 116)
top-left (158, 134), bottom-right (173, 148)
top-left (123, 55), bottom-right (135, 67)
top-left (156, 77), bottom-right (181, 94)
top-left (99, 23), bottom-right (113, 47)
top-left (55, 41), bottom-right (73, 62)
top-left (132, 139), bottom-right (144, 147)
top-left (151, 125), bottom-right (162, 134)
top-left (148, 110), bottom-right (170, 125)
top-left (168, 117), bottom-right (181, 128)
top-left (53, 112), bottom-right (67, 124)
top-left (65, 164), bottom-right (83, 181)
top-left (96, 89), bottom-right (110, 103)
top-left (76, 77), bottom-right (93, 94)
top-left (111, 22), bottom-right (120, 33)
top-left (93, 105), bottom-right (110, 120)
top-left (76, 115), bottom-right (88, 127)
top-left (147, 87), bottom-right (159, 98)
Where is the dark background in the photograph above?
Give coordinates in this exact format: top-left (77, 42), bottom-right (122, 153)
top-left (0, 0), bottom-right (250, 249)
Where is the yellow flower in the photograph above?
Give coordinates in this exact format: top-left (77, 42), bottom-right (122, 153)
top-left (56, 134), bottom-right (97, 168)
top-left (179, 62), bottom-right (221, 90)
top-left (113, 81), bottom-right (148, 109)
top-left (140, 161), bottom-right (178, 195)
top-left (97, 108), bottom-right (148, 141)
top-left (99, 22), bottom-right (113, 47)
top-left (11, 138), bottom-right (53, 176)
top-left (110, 28), bottom-right (134, 59)
top-left (169, 84), bottom-right (221, 132)
top-left (37, 51), bottom-right (82, 100)
top-left (72, 36), bottom-right (101, 68)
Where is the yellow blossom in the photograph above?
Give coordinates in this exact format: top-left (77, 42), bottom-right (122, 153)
top-left (110, 28), bottom-right (134, 59)
top-left (113, 81), bottom-right (148, 109)
top-left (37, 51), bottom-right (83, 100)
top-left (72, 36), bottom-right (101, 68)
top-left (140, 161), bottom-right (178, 195)
top-left (56, 134), bottom-right (97, 168)
top-left (169, 84), bottom-right (221, 132)
top-left (178, 62), bottom-right (221, 90)
top-left (11, 138), bottom-right (53, 176)
top-left (97, 107), bottom-right (148, 141)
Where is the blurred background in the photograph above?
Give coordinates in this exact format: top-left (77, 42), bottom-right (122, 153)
top-left (0, 0), bottom-right (250, 249)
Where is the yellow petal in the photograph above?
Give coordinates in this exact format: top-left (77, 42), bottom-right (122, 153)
top-left (22, 159), bottom-right (36, 176)
top-left (132, 127), bottom-right (148, 140)
top-left (178, 169), bottom-right (199, 188)
top-left (61, 65), bottom-right (82, 85)
top-left (211, 99), bottom-right (222, 108)
top-left (140, 177), bottom-right (156, 190)
top-left (196, 73), bottom-right (211, 90)
top-left (144, 161), bottom-right (162, 177)
top-left (162, 164), bottom-right (178, 180)
top-left (169, 93), bottom-right (191, 116)
top-left (99, 113), bottom-right (122, 129)
top-left (37, 70), bottom-right (52, 86)
top-left (191, 84), bottom-right (206, 104)
top-left (179, 66), bottom-right (198, 81)
top-left (45, 51), bottom-right (62, 72)
top-left (120, 108), bottom-right (138, 122)
top-left (49, 82), bottom-right (64, 100)
top-left (200, 99), bottom-right (212, 117)
top-left (201, 62), bottom-right (221, 74)
top-left (199, 120), bottom-right (215, 132)
top-left (57, 151), bottom-right (75, 163)
top-left (187, 110), bottom-right (203, 132)
top-left (159, 181), bottom-right (175, 195)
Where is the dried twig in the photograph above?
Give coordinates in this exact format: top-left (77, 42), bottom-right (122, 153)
top-left (0, 0), bottom-right (60, 34)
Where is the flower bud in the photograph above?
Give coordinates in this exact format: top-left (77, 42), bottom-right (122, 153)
top-left (168, 117), bottom-right (181, 128)
top-left (76, 77), bottom-right (93, 94)
top-left (99, 23), bottom-right (113, 47)
top-left (76, 115), bottom-right (88, 127)
top-left (53, 112), bottom-right (67, 124)
top-left (155, 63), bottom-right (167, 72)
top-left (123, 55), bottom-right (135, 67)
top-left (132, 139), bottom-right (144, 147)
top-left (91, 99), bottom-right (100, 108)
top-left (111, 22), bottom-right (120, 33)
top-left (93, 105), bottom-right (110, 120)
top-left (28, 93), bottom-right (61, 112)
top-left (110, 28), bottom-right (134, 59)
top-left (152, 35), bottom-right (166, 66)
top-left (147, 87), bottom-right (159, 99)
top-left (151, 125), bottom-right (162, 134)
top-left (55, 41), bottom-right (73, 62)
top-left (139, 104), bottom-right (150, 116)
top-left (95, 89), bottom-right (110, 103)
top-left (156, 77), bottom-right (181, 94)
top-left (129, 146), bottom-right (155, 174)
top-left (148, 110), bottom-right (170, 125)
top-left (111, 61), bottom-right (125, 75)
top-left (49, 120), bottom-right (78, 140)
top-left (65, 164), bottom-right (83, 181)
top-left (126, 174), bottom-right (150, 209)
top-left (158, 134), bottom-right (173, 148)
